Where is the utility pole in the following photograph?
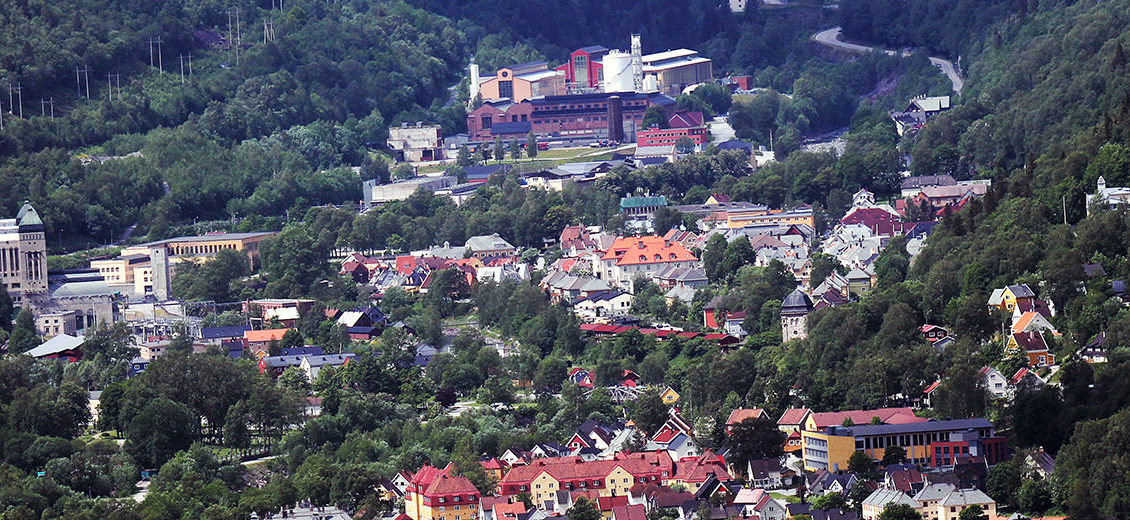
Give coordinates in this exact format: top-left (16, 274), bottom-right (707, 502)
top-left (108, 72), bottom-right (113, 101)
top-left (11, 83), bottom-right (22, 118)
top-left (179, 54), bottom-right (185, 83)
top-left (76, 66), bottom-right (82, 97)
top-left (149, 37), bottom-right (164, 72)
top-left (112, 73), bottom-right (120, 99)
top-left (47, 97), bottom-right (54, 120)
top-left (0, 99), bottom-right (4, 131)
top-left (41, 98), bottom-right (45, 116)
top-left (83, 66), bottom-right (90, 99)
top-left (235, 7), bottom-right (241, 67)
top-left (187, 54), bottom-right (193, 79)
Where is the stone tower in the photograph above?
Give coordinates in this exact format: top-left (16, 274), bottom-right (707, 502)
top-left (781, 288), bottom-right (814, 341)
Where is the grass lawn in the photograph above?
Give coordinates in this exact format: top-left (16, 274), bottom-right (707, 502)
top-left (416, 147), bottom-right (615, 175)
top-left (770, 492), bottom-right (801, 503)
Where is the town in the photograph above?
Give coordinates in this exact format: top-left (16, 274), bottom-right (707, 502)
top-left (2, 1), bottom-right (1130, 520)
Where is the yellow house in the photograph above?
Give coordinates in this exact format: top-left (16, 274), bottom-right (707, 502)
top-left (660, 387), bottom-right (681, 405)
top-left (405, 465), bottom-right (482, 520)
top-left (987, 284), bottom-right (1036, 312)
top-left (604, 466), bottom-right (636, 497)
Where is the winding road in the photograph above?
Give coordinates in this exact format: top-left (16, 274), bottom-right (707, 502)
top-left (812, 27), bottom-right (964, 95)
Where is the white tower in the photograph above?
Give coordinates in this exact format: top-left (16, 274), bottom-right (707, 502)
top-left (630, 34), bottom-right (644, 92)
top-left (469, 60), bottom-right (480, 104)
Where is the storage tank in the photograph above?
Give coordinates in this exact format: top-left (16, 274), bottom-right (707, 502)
top-left (643, 74), bottom-right (659, 93)
top-left (602, 51), bottom-right (635, 93)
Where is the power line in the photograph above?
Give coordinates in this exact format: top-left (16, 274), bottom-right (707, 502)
top-left (149, 36), bottom-right (164, 72)
top-left (11, 83), bottom-right (23, 118)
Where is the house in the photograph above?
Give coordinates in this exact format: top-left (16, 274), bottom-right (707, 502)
top-left (979, 366), bottom-right (1011, 400)
top-left (299, 353), bottom-right (356, 382)
top-left (744, 458), bottom-right (791, 490)
top-left (933, 488), bottom-right (996, 520)
top-left (913, 483), bottom-right (956, 520)
top-left (574, 290), bottom-right (633, 318)
top-left (244, 328), bottom-right (291, 355)
top-left (660, 387), bottom-right (680, 405)
top-left (337, 306), bottom-right (387, 339)
top-left (199, 325), bottom-right (251, 346)
top-left (807, 470), bottom-right (859, 496)
top-left (861, 488), bottom-right (920, 520)
top-left (404, 464), bottom-right (482, 520)
top-left (884, 464), bottom-right (924, 494)
top-left (497, 456), bottom-right (664, 508)
top-left (889, 95), bottom-right (951, 136)
top-left (778, 408), bottom-right (812, 433)
top-left (1006, 332), bottom-right (1055, 367)
top-left (1010, 311), bottom-right (1057, 335)
top-left (733, 488), bottom-right (787, 520)
top-left (987, 284), bottom-right (1036, 313)
top-left (725, 408), bottom-right (766, 434)
top-left (919, 325), bottom-right (949, 343)
top-left (24, 334), bottom-right (84, 362)
top-left (670, 451), bottom-right (732, 493)
top-left (1081, 332), bottom-right (1109, 363)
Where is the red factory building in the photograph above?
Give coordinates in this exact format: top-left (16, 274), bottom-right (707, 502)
top-left (467, 91), bottom-right (676, 142)
top-left (555, 46), bottom-right (610, 90)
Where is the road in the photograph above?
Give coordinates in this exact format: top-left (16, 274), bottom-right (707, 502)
top-left (811, 26), bottom-right (963, 95)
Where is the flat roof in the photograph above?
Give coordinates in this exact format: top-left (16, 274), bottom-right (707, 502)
top-left (642, 49), bottom-right (700, 63)
top-left (644, 56), bottom-right (712, 73)
top-left (140, 231), bottom-right (277, 247)
top-left (518, 69), bottom-right (564, 82)
top-left (842, 418), bottom-right (993, 436)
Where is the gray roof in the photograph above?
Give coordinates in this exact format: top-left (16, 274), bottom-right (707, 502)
top-left (25, 334), bottom-right (84, 358)
top-left (1007, 284), bottom-right (1035, 298)
top-left (781, 289), bottom-right (813, 315)
top-left (50, 279), bottom-right (115, 298)
top-left (465, 233), bottom-right (515, 252)
top-left (913, 483), bottom-right (957, 502)
top-left (938, 488), bottom-right (994, 507)
top-left (844, 418), bottom-right (993, 436)
top-left (862, 488), bottom-right (919, 508)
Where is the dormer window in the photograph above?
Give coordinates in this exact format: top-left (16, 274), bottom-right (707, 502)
top-left (639, 255), bottom-right (646, 262)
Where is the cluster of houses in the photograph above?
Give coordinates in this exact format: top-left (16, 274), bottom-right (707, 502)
top-left (381, 402), bottom-right (1014, 520)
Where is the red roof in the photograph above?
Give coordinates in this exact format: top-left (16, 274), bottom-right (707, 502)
top-left (808, 407), bottom-right (924, 429)
top-left (425, 473), bottom-right (480, 496)
top-left (499, 456), bottom-right (661, 487)
top-left (726, 408), bottom-right (765, 426)
top-left (597, 496), bottom-right (630, 510)
top-left (924, 381), bottom-right (941, 394)
top-left (672, 451), bottom-right (731, 483)
top-left (777, 408), bottom-right (811, 426)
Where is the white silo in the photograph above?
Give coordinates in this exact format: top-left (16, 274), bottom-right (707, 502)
top-left (469, 61), bottom-right (481, 99)
top-left (603, 50), bottom-right (635, 93)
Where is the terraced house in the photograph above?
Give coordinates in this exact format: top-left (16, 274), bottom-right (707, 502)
top-left (497, 454), bottom-right (667, 508)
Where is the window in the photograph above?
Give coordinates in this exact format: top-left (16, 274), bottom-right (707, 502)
top-left (481, 116), bottom-right (493, 129)
top-left (439, 498), bottom-right (446, 503)
top-left (499, 80), bottom-right (514, 100)
top-left (593, 480), bottom-right (600, 486)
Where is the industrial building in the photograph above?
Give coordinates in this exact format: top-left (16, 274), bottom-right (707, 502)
top-left (466, 91), bottom-right (675, 142)
top-left (387, 123), bottom-right (445, 162)
top-left (554, 36), bottom-right (713, 97)
top-left (0, 202), bottom-right (47, 305)
top-left (362, 176), bottom-right (458, 207)
top-left (474, 61), bottom-right (566, 102)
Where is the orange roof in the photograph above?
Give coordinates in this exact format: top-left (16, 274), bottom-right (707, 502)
top-left (726, 408), bottom-right (765, 426)
top-left (244, 328), bottom-right (291, 342)
top-left (777, 408), bottom-right (811, 426)
top-left (600, 236), bottom-right (697, 266)
top-left (1011, 311), bottom-right (1048, 334)
top-left (672, 450), bottom-right (731, 483)
top-left (493, 501), bottom-right (527, 519)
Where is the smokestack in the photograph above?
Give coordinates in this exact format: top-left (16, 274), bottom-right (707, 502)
top-left (469, 61), bottom-right (481, 101)
top-left (150, 246), bottom-right (171, 301)
top-left (607, 95), bottom-right (624, 143)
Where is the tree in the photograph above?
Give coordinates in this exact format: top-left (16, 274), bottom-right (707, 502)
top-left (674, 136), bottom-right (695, 154)
top-left (881, 446), bottom-right (907, 467)
top-left (811, 493), bottom-right (846, 511)
top-left (1017, 479), bottom-right (1051, 515)
top-left (653, 207), bottom-right (685, 234)
top-left (393, 163), bottom-right (416, 180)
top-left (493, 137), bottom-right (505, 163)
top-left (567, 497), bottom-right (602, 520)
top-left (125, 398), bottom-right (197, 468)
top-left (8, 308), bottom-right (38, 354)
top-left (878, 503), bottom-right (922, 520)
top-left (509, 138), bottom-right (521, 160)
top-left (643, 105), bottom-right (668, 130)
top-left (724, 417), bottom-right (786, 473)
top-left (632, 388), bottom-right (669, 436)
top-left (848, 450), bottom-right (875, 477)
top-left (526, 131), bottom-right (539, 158)
top-left (958, 505), bottom-right (987, 520)
top-left (0, 285), bottom-right (12, 332)
top-left (457, 145), bottom-right (475, 166)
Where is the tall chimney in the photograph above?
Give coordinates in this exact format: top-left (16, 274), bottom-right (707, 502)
top-left (607, 95), bottom-right (624, 143)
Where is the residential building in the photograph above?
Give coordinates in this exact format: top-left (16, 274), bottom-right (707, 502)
top-left (733, 488), bottom-right (787, 520)
top-left (244, 328), bottom-right (291, 354)
top-left (24, 334), bottom-right (84, 362)
top-left (933, 488), bottom-right (995, 520)
top-left (725, 408), bottom-right (766, 434)
top-left (598, 236), bottom-right (698, 292)
top-left (388, 123), bottom-right (445, 162)
top-left (987, 284), bottom-right (1036, 313)
top-left (497, 456), bottom-right (664, 507)
top-left (777, 408), bottom-right (812, 433)
top-left (890, 95), bottom-right (952, 136)
top-left (0, 202), bottom-right (47, 305)
top-left (574, 290), bottom-right (633, 318)
top-left (900, 175), bottom-right (957, 198)
top-left (861, 488), bottom-right (920, 520)
top-left (478, 61), bottom-right (567, 102)
top-left (405, 464), bottom-right (482, 520)
top-left (1006, 331), bottom-right (1055, 367)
